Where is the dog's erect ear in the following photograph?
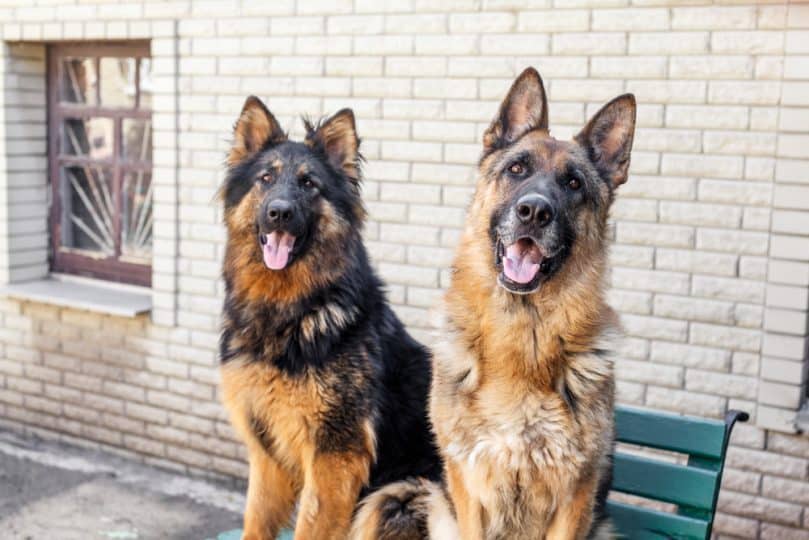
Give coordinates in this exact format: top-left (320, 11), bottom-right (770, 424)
top-left (483, 67), bottom-right (548, 152)
top-left (305, 109), bottom-right (361, 182)
top-left (228, 96), bottom-right (286, 166)
top-left (575, 94), bottom-right (636, 188)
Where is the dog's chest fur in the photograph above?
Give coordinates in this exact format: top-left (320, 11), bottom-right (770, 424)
top-left (222, 360), bottom-right (323, 471)
top-left (450, 386), bottom-right (585, 473)
top-left (432, 328), bottom-right (615, 537)
top-left (221, 359), bottom-right (366, 475)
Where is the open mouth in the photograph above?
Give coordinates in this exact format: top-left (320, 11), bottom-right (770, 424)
top-left (259, 231), bottom-right (296, 270)
top-left (495, 236), bottom-right (552, 294)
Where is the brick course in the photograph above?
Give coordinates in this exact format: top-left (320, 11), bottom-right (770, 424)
top-left (0, 2), bottom-right (807, 537)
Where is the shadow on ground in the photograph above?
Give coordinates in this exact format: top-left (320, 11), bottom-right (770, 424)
top-left (0, 430), bottom-right (243, 540)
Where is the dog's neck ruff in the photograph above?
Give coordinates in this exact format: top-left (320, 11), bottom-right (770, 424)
top-left (446, 235), bottom-right (612, 386)
top-left (221, 234), bottom-right (379, 375)
top-left (224, 226), bottom-right (362, 307)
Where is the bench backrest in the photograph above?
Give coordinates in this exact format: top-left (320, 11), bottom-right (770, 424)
top-left (608, 406), bottom-right (748, 540)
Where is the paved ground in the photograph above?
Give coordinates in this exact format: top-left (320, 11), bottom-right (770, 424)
top-left (0, 429), bottom-right (244, 540)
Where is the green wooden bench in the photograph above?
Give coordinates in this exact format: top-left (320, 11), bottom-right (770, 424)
top-left (609, 405), bottom-right (748, 539)
top-left (216, 405), bottom-right (747, 540)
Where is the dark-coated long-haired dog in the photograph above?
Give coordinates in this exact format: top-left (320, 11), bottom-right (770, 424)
top-left (352, 67), bottom-right (635, 539)
top-left (218, 96), bottom-right (441, 540)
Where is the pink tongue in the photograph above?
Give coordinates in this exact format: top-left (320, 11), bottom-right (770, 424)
top-left (503, 243), bottom-right (541, 284)
top-left (262, 232), bottom-right (295, 270)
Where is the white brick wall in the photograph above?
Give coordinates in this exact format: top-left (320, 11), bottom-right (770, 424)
top-left (0, 2), bottom-right (807, 537)
top-left (0, 43), bottom-right (47, 284)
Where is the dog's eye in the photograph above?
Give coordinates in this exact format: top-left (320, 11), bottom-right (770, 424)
top-left (260, 173), bottom-right (272, 183)
top-left (565, 169), bottom-right (586, 191)
top-left (300, 175), bottom-right (314, 189)
top-left (508, 162), bottom-right (525, 176)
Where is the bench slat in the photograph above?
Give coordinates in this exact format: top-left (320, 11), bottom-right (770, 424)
top-left (607, 500), bottom-right (710, 540)
top-left (611, 453), bottom-right (718, 510)
top-left (615, 405), bottom-right (726, 460)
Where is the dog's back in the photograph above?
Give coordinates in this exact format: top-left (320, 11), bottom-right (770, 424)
top-left (360, 283), bottom-right (443, 492)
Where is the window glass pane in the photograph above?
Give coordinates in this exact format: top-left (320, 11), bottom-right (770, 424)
top-left (139, 58), bottom-right (152, 110)
top-left (49, 44), bottom-right (153, 284)
top-left (99, 57), bottom-right (137, 108)
top-left (61, 118), bottom-right (114, 160)
top-left (60, 165), bottom-right (115, 257)
top-left (60, 58), bottom-right (97, 105)
top-left (122, 119), bottom-right (152, 163)
top-left (121, 170), bottom-right (152, 264)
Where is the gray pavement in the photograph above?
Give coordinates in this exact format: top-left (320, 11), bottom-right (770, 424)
top-left (0, 429), bottom-right (244, 540)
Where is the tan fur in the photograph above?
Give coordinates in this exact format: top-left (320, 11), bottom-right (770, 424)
top-left (350, 478), bottom-right (453, 540)
top-left (228, 96), bottom-right (286, 167)
top-left (444, 460), bottom-right (484, 540)
top-left (304, 109), bottom-right (361, 182)
top-left (241, 445), bottom-right (297, 540)
top-left (221, 98), bottom-right (387, 540)
top-left (223, 185), bottom-right (350, 307)
top-left (222, 358), bottom-right (374, 540)
top-left (296, 452), bottom-right (373, 539)
top-left (427, 70), bottom-right (630, 540)
top-left (347, 69), bottom-right (633, 540)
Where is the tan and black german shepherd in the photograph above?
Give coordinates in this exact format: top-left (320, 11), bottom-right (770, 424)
top-left (219, 97), bottom-right (440, 540)
top-left (352, 67), bottom-right (635, 539)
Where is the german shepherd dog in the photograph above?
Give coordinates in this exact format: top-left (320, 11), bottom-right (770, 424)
top-left (352, 67), bottom-right (635, 539)
top-left (218, 96), bottom-right (441, 540)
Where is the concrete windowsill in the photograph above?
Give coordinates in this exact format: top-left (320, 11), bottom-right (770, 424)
top-left (1, 276), bottom-right (151, 318)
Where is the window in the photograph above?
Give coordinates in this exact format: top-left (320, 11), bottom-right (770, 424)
top-left (47, 42), bottom-right (152, 286)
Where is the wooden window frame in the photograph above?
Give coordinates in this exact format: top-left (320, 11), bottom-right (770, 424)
top-left (47, 41), bottom-right (152, 287)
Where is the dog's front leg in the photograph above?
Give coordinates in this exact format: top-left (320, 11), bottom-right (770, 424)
top-left (294, 451), bottom-right (371, 540)
top-left (446, 460), bottom-right (485, 540)
top-left (545, 475), bottom-right (598, 540)
top-left (242, 446), bottom-right (297, 540)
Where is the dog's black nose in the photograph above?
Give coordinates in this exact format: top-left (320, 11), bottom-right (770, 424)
top-left (516, 194), bottom-right (554, 227)
top-left (268, 200), bottom-right (293, 224)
